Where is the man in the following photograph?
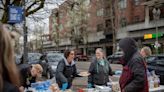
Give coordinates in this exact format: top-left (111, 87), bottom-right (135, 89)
top-left (19, 64), bottom-right (43, 88)
top-left (119, 37), bottom-right (148, 92)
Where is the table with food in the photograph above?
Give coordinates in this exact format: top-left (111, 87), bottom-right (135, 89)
top-left (24, 70), bottom-right (164, 92)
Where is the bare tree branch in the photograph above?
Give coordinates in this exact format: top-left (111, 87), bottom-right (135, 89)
top-left (0, 0), bottom-right (5, 7)
top-left (26, 0), bottom-right (40, 11)
top-left (26, 0), bottom-right (45, 16)
top-left (0, 7), bottom-right (3, 10)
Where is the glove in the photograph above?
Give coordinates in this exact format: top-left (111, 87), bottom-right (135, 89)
top-left (61, 83), bottom-right (68, 91)
top-left (87, 83), bottom-right (93, 88)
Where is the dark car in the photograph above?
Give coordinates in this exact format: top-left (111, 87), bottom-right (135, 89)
top-left (146, 54), bottom-right (164, 85)
top-left (46, 53), bottom-right (64, 78)
top-left (75, 53), bottom-right (89, 61)
top-left (107, 52), bottom-right (123, 64)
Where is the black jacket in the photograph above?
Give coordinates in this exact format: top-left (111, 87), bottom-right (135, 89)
top-left (3, 81), bottom-right (19, 92)
top-left (18, 64), bottom-right (36, 88)
top-left (88, 58), bottom-right (113, 85)
top-left (55, 58), bottom-right (78, 88)
top-left (119, 38), bottom-right (148, 92)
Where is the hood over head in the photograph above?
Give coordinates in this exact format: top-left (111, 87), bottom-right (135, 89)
top-left (119, 37), bottom-right (138, 64)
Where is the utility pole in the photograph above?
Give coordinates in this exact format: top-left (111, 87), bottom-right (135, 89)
top-left (23, 0), bottom-right (28, 63)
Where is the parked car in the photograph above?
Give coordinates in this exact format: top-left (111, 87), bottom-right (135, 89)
top-left (75, 53), bottom-right (89, 61)
top-left (27, 53), bottom-right (42, 64)
top-left (146, 54), bottom-right (164, 85)
top-left (107, 51), bottom-right (123, 64)
top-left (46, 53), bottom-right (64, 78)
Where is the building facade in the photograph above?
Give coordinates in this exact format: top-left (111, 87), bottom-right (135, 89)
top-left (48, 0), bottom-right (164, 56)
top-left (115, 0), bottom-right (164, 53)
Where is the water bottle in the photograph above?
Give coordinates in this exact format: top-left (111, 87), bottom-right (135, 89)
top-left (154, 76), bottom-right (160, 88)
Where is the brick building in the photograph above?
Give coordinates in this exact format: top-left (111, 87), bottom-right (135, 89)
top-left (114, 0), bottom-right (164, 53)
top-left (48, 0), bottom-right (164, 55)
top-left (48, 0), bottom-right (114, 56)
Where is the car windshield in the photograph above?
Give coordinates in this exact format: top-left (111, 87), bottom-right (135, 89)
top-left (47, 53), bottom-right (64, 62)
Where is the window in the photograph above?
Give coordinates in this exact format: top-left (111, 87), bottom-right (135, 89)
top-left (134, 0), bottom-right (140, 6)
top-left (105, 19), bottom-right (111, 28)
top-left (118, 0), bottom-right (127, 9)
top-left (97, 24), bottom-right (103, 32)
top-left (120, 18), bottom-right (127, 27)
top-left (105, 7), bottom-right (110, 17)
top-left (134, 16), bottom-right (140, 23)
top-left (97, 8), bottom-right (104, 16)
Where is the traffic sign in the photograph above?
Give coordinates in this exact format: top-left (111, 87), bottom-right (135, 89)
top-left (8, 6), bottom-right (23, 23)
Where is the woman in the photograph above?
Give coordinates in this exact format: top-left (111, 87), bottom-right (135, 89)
top-left (19, 64), bottom-right (43, 88)
top-left (119, 38), bottom-right (148, 92)
top-left (56, 49), bottom-right (79, 90)
top-left (88, 48), bottom-right (113, 88)
top-left (140, 46), bottom-right (152, 58)
top-left (0, 24), bottom-right (20, 92)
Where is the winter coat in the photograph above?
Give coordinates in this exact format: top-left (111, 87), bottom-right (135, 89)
top-left (88, 58), bottom-right (113, 86)
top-left (3, 81), bottom-right (19, 92)
top-left (55, 58), bottom-right (78, 89)
top-left (119, 38), bottom-right (148, 92)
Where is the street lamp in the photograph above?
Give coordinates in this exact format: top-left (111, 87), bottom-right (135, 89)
top-left (152, 8), bottom-right (161, 54)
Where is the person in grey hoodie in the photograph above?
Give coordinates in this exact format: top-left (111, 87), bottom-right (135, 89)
top-left (88, 48), bottom-right (113, 88)
top-left (55, 49), bottom-right (79, 90)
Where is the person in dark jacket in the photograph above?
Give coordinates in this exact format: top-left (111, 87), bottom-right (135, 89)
top-left (56, 49), bottom-right (79, 90)
top-left (39, 54), bottom-right (50, 78)
top-left (0, 24), bottom-right (20, 92)
top-left (19, 64), bottom-right (43, 88)
top-left (88, 48), bottom-right (113, 88)
top-left (119, 37), bottom-right (148, 92)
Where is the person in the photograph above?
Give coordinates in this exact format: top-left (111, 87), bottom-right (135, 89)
top-left (0, 24), bottom-right (20, 92)
top-left (55, 49), bottom-right (79, 90)
top-left (119, 37), bottom-right (148, 92)
top-left (39, 54), bottom-right (50, 78)
top-left (140, 46), bottom-right (152, 58)
top-left (88, 48), bottom-right (113, 88)
top-left (19, 64), bottom-right (43, 88)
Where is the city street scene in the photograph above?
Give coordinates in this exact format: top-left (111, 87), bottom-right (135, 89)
top-left (0, 0), bottom-right (164, 92)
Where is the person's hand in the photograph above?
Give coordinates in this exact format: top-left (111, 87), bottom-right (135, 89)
top-left (61, 83), bottom-right (68, 91)
top-left (19, 86), bottom-right (24, 92)
top-left (87, 83), bottom-right (93, 88)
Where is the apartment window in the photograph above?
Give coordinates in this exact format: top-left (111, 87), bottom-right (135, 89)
top-left (120, 18), bottom-right (127, 27)
top-left (105, 19), bottom-right (111, 28)
top-left (134, 0), bottom-right (140, 6)
top-left (97, 24), bottom-right (103, 32)
top-left (105, 7), bottom-right (110, 17)
top-left (97, 8), bottom-right (104, 16)
top-left (134, 16), bottom-right (140, 23)
top-left (118, 0), bottom-right (127, 9)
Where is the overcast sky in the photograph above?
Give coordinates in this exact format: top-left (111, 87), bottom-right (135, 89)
top-left (24, 0), bottom-right (65, 41)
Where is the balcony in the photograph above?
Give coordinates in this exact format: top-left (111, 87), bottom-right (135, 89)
top-left (118, 19), bottom-right (164, 32)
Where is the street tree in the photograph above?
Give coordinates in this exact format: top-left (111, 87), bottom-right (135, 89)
top-left (67, 0), bottom-right (90, 53)
top-left (0, 0), bottom-right (46, 23)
